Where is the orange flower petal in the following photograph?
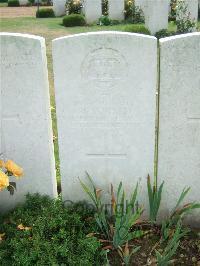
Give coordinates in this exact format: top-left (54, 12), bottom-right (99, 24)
top-left (5, 160), bottom-right (23, 178)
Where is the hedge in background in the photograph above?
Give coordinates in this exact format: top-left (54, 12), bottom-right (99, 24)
top-left (36, 8), bottom-right (55, 18)
top-left (7, 0), bottom-right (19, 6)
top-left (63, 14), bottom-right (86, 27)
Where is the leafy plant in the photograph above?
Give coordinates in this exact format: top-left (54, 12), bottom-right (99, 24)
top-left (124, 0), bottom-right (144, 23)
top-left (102, 0), bottom-right (108, 16)
top-left (169, 0), bottom-right (177, 21)
top-left (132, 5), bottom-right (145, 24)
top-left (36, 8), bottom-right (55, 18)
top-left (176, 0), bottom-right (196, 33)
top-left (161, 187), bottom-right (200, 241)
top-left (118, 242), bottom-right (140, 266)
top-left (66, 0), bottom-right (83, 15)
top-left (124, 0), bottom-right (134, 20)
top-left (63, 14), bottom-right (86, 27)
top-left (99, 15), bottom-right (111, 26)
top-left (156, 220), bottom-right (187, 266)
top-left (0, 194), bottom-right (105, 265)
top-left (7, 0), bottom-right (19, 6)
top-left (79, 173), bottom-right (143, 252)
top-left (155, 29), bottom-right (173, 39)
top-left (147, 175), bottom-right (164, 223)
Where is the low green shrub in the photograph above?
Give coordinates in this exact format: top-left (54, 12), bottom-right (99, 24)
top-left (155, 29), bottom-right (172, 39)
top-left (0, 194), bottom-right (105, 265)
top-left (36, 8), bottom-right (55, 18)
top-left (63, 14), bottom-right (86, 27)
top-left (7, 0), bottom-right (19, 6)
top-left (0, 0), bottom-right (7, 3)
top-left (123, 24), bottom-right (151, 35)
top-left (99, 15), bottom-right (111, 26)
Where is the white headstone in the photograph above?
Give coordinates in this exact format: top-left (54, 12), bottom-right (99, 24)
top-left (145, 0), bottom-right (170, 34)
top-left (53, 0), bottom-right (66, 17)
top-left (53, 32), bottom-right (157, 207)
top-left (108, 0), bottom-right (124, 20)
top-left (185, 0), bottom-right (198, 22)
top-left (0, 33), bottom-right (57, 211)
top-left (19, 0), bottom-right (28, 5)
top-left (84, 0), bottom-right (102, 23)
top-left (134, 0), bottom-right (147, 11)
top-left (158, 33), bottom-right (200, 226)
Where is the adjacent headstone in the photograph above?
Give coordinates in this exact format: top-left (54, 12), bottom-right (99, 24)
top-left (158, 33), bottom-right (200, 226)
top-left (108, 0), bottom-right (124, 20)
top-left (19, 0), bottom-right (28, 5)
top-left (134, 0), bottom-right (147, 12)
top-left (145, 0), bottom-right (170, 34)
top-left (84, 0), bottom-right (102, 23)
top-left (184, 0), bottom-right (198, 22)
top-left (53, 32), bottom-right (157, 207)
top-left (53, 0), bottom-right (66, 17)
top-left (0, 33), bottom-right (57, 212)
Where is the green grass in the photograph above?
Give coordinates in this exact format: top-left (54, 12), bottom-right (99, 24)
top-left (1, 16), bottom-right (200, 190)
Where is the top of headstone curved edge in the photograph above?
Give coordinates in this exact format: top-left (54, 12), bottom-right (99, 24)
top-left (0, 32), bottom-right (45, 43)
top-left (159, 32), bottom-right (200, 43)
top-left (52, 31), bottom-right (157, 43)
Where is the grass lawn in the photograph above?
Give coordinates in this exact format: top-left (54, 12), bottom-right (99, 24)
top-left (1, 16), bottom-right (200, 188)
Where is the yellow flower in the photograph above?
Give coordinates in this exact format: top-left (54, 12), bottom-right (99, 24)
top-left (5, 160), bottom-right (23, 178)
top-left (0, 160), bottom-right (5, 168)
top-left (17, 224), bottom-right (32, 231)
top-left (0, 233), bottom-right (5, 242)
top-left (0, 170), bottom-right (9, 191)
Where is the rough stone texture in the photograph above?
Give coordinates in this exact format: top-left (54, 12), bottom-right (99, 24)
top-left (158, 33), bottom-right (200, 226)
top-left (0, 33), bottom-right (57, 212)
top-left (185, 0), bottom-right (198, 22)
top-left (145, 0), bottom-right (170, 34)
top-left (134, 0), bottom-right (147, 11)
top-left (19, 0), bottom-right (28, 5)
top-left (84, 0), bottom-right (102, 23)
top-left (108, 0), bottom-right (124, 20)
top-left (53, 0), bottom-right (66, 17)
top-left (53, 32), bottom-right (157, 208)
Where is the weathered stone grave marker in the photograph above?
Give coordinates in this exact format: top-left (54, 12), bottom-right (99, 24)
top-left (53, 0), bottom-right (66, 17)
top-left (180, 0), bottom-right (199, 23)
top-left (158, 33), bottom-right (200, 226)
top-left (108, 0), bottom-right (124, 20)
top-left (53, 32), bottom-right (157, 206)
top-left (145, 0), bottom-right (170, 34)
top-left (0, 33), bottom-right (57, 211)
top-left (84, 0), bottom-right (102, 23)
